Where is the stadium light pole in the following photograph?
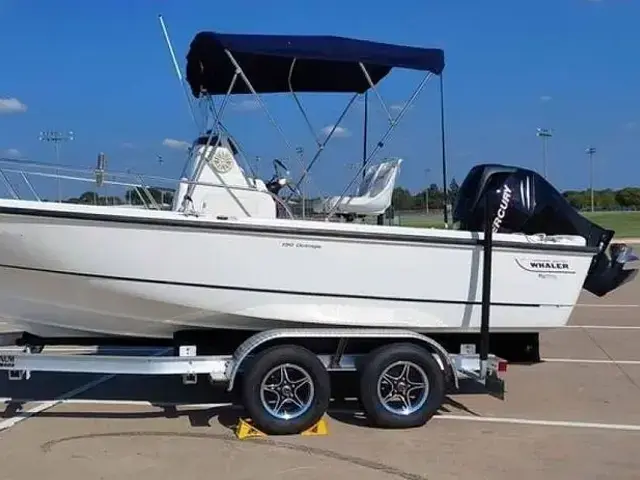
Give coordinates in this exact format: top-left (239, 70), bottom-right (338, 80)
top-left (585, 146), bottom-right (596, 213)
top-left (424, 168), bottom-right (431, 215)
top-left (362, 90), bottom-right (368, 183)
top-left (536, 128), bottom-right (552, 179)
top-left (345, 162), bottom-right (360, 195)
top-left (296, 146), bottom-right (305, 219)
top-left (38, 130), bottom-right (74, 202)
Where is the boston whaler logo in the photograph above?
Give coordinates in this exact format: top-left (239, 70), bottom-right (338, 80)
top-left (492, 184), bottom-right (512, 233)
top-left (515, 257), bottom-right (576, 275)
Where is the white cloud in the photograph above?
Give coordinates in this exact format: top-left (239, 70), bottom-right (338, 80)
top-left (3, 148), bottom-right (22, 158)
top-left (389, 102), bottom-right (416, 112)
top-left (0, 97), bottom-right (27, 114)
top-left (539, 95), bottom-right (552, 102)
top-left (230, 99), bottom-right (261, 112)
top-left (121, 142), bottom-right (135, 149)
top-left (320, 125), bottom-right (351, 138)
top-left (624, 121), bottom-right (637, 131)
top-left (162, 138), bottom-right (190, 150)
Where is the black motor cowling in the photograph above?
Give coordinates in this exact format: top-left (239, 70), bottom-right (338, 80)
top-left (452, 164), bottom-right (639, 297)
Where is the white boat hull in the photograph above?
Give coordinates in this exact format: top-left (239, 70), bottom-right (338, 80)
top-left (0, 201), bottom-right (597, 340)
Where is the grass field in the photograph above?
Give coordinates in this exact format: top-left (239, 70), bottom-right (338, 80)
top-left (397, 210), bottom-right (640, 239)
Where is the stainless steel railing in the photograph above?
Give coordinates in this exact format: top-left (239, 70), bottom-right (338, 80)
top-left (0, 157), bottom-right (295, 219)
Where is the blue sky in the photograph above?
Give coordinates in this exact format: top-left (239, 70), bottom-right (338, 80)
top-left (0, 0), bottom-right (638, 199)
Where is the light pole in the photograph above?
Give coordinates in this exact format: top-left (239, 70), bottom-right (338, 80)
top-left (536, 127), bottom-right (552, 179)
top-left (362, 91), bottom-right (368, 183)
top-left (345, 162), bottom-right (360, 194)
top-left (424, 168), bottom-right (431, 215)
top-left (296, 146), bottom-right (305, 219)
top-left (39, 130), bottom-right (74, 202)
top-left (585, 146), bottom-right (596, 212)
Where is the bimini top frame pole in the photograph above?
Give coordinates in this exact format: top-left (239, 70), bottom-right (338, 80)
top-left (323, 70), bottom-right (433, 220)
top-left (184, 31), bottom-right (446, 219)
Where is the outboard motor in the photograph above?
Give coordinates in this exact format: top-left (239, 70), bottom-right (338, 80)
top-left (452, 163), bottom-right (639, 297)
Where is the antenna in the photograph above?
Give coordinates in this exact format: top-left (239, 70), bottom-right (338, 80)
top-left (158, 14), bottom-right (200, 130)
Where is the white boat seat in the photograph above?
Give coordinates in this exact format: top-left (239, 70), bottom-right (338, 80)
top-left (311, 158), bottom-right (403, 216)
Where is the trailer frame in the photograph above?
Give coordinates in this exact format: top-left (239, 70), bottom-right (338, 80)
top-left (0, 330), bottom-right (506, 386)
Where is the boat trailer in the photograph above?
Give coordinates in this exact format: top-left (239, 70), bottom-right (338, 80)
top-left (0, 196), bottom-right (506, 436)
top-left (0, 328), bottom-right (506, 436)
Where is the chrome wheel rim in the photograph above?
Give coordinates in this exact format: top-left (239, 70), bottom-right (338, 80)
top-left (260, 363), bottom-right (315, 420)
top-left (376, 360), bottom-right (429, 416)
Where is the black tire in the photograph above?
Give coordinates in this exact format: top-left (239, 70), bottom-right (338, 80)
top-left (359, 342), bottom-right (445, 429)
top-left (241, 344), bottom-right (331, 435)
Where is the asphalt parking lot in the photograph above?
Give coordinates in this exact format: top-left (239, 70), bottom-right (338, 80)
top-left (0, 286), bottom-right (639, 480)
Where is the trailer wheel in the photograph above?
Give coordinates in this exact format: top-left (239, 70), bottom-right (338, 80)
top-left (359, 343), bottom-right (445, 429)
top-left (241, 344), bottom-right (330, 435)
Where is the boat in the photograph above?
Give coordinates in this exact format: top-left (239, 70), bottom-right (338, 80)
top-left (0, 29), bottom-right (636, 351)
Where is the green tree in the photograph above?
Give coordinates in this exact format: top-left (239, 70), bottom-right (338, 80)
top-left (78, 191), bottom-right (99, 204)
top-left (427, 183), bottom-right (443, 209)
top-left (392, 187), bottom-right (415, 210)
top-left (448, 178), bottom-right (460, 206)
top-left (615, 188), bottom-right (640, 208)
top-left (563, 190), bottom-right (588, 209)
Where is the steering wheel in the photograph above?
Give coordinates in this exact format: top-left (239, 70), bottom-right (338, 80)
top-left (273, 158), bottom-right (290, 179)
top-left (272, 159), bottom-right (302, 196)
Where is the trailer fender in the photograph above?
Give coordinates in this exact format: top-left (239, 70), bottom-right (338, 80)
top-left (225, 328), bottom-right (459, 392)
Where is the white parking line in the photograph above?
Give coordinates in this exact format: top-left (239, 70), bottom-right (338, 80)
top-left (0, 347), bottom-right (172, 433)
top-left (0, 398), bottom-right (235, 409)
top-left (575, 304), bottom-right (639, 308)
top-left (562, 325), bottom-right (640, 330)
top-left (543, 358), bottom-right (640, 365)
top-left (433, 414), bottom-right (640, 432)
top-left (0, 374), bottom-right (118, 432)
top-left (2, 398), bottom-right (639, 433)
